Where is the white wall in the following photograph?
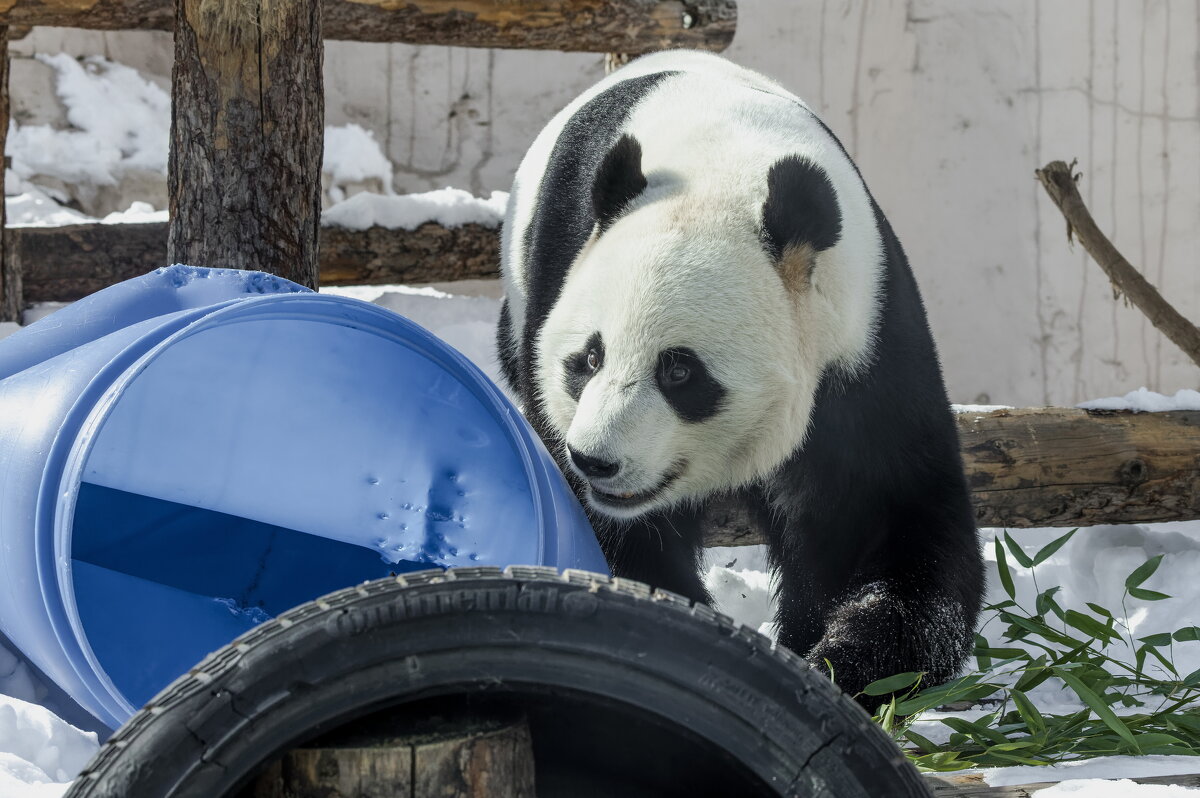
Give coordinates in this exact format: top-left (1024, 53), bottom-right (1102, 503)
top-left (13, 1), bottom-right (1200, 406)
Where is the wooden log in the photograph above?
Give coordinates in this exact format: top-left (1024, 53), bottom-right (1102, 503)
top-left (928, 770), bottom-right (1200, 796)
top-left (243, 712), bottom-right (534, 797)
top-left (10, 220), bottom-right (501, 302)
top-left (168, 0), bottom-right (323, 289)
top-left (0, 0), bottom-right (736, 53)
top-left (0, 25), bottom-right (19, 324)
top-left (702, 407), bottom-right (1200, 547)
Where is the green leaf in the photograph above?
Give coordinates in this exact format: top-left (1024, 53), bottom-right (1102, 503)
top-left (1086, 602), bottom-right (1114, 619)
top-left (1038, 587), bottom-right (1067, 622)
top-left (975, 647), bottom-right (1032, 661)
top-left (1183, 667), bottom-right (1200, 687)
top-left (1128, 587), bottom-right (1172, 601)
top-left (1126, 554), bottom-right (1165, 590)
top-left (1004, 531), bottom-right (1034, 568)
top-left (1053, 667), bottom-right (1141, 753)
top-left (1139, 632), bottom-right (1174, 647)
top-left (1065, 609), bottom-right (1117, 644)
top-left (1009, 688), bottom-right (1046, 738)
top-left (939, 717), bottom-right (1008, 746)
top-left (1173, 627), bottom-right (1200, 642)
top-left (862, 671), bottom-right (923, 696)
top-left (1032, 528), bottom-right (1078, 566)
top-left (902, 729), bottom-right (940, 754)
top-left (995, 538), bottom-right (1016, 600)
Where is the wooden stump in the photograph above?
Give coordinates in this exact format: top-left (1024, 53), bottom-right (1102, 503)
top-left (168, 0), bottom-right (323, 289)
top-left (244, 712), bottom-right (535, 798)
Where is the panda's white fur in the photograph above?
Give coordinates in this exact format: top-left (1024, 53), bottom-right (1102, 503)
top-left (507, 51), bottom-right (882, 517)
top-left (497, 50), bottom-right (984, 701)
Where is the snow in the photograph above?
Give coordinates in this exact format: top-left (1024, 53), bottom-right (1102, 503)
top-left (953, 404), bottom-right (1015, 413)
top-left (0, 696), bottom-right (98, 797)
top-left (323, 123), bottom-right (395, 202)
top-left (321, 187), bottom-right (508, 231)
top-left (1078, 388), bottom-right (1200, 413)
top-left (9, 54), bottom-right (169, 189)
top-left (1034, 780), bottom-right (1200, 796)
top-left (0, 323), bottom-right (19, 342)
top-left (983, 756), bottom-right (1200, 787)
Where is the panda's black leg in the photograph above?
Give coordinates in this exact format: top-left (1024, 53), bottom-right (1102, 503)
top-left (798, 578), bottom-right (973, 707)
top-left (595, 507), bottom-right (711, 605)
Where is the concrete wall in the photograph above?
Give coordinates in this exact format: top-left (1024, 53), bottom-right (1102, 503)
top-left (12, 0), bottom-right (1200, 406)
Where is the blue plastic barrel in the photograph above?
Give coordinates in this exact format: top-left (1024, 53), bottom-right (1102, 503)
top-left (0, 265), bottom-right (606, 729)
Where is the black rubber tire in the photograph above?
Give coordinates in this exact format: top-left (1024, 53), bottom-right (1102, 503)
top-left (65, 567), bottom-right (931, 797)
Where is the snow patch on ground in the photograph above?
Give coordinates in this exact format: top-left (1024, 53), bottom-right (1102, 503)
top-left (952, 403), bottom-right (1016, 413)
top-left (983, 755), bottom-right (1200, 787)
top-left (1078, 388), bottom-right (1200, 412)
top-left (0, 696), bottom-right (98, 797)
top-left (321, 187), bottom-right (507, 231)
top-left (0, 322), bottom-right (21, 342)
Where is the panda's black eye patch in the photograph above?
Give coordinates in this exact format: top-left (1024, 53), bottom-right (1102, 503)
top-left (656, 348), bottom-right (725, 423)
top-left (563, 331), bottom-right (604, 402)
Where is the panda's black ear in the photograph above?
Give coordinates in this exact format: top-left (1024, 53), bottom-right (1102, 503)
top-left (593, 134), bottom-right (647, 232)
top-left (760, 156), bottom-right (843, 262)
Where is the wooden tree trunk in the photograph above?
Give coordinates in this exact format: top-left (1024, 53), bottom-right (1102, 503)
top-left (244, 714), bottom-right (535, 797)
top-left (0, 25), bottom-right (20, 323)
top-left (168, 0), bottom-right (323, 288)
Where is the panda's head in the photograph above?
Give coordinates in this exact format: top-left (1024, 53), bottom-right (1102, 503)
top-left (536, 133), bottom-right (853, 521)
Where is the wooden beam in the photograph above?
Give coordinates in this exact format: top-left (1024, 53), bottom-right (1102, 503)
top-left (0, 0), bottom-right (736, 53)
top-left (10, 221), bottom-right (501, 302)
top-left (0, 25), bottom-right (19, 323)
top-left (169, 0), bottom-right (323, 289)
top-left (703, 407), bottom-right (1200, 546)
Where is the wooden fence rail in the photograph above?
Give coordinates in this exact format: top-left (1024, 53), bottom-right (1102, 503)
top-left (0, 0), bottom-right (736, 52)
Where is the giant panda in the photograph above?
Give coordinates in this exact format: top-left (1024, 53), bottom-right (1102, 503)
top-left (496, 50), bottom-right (984, 699)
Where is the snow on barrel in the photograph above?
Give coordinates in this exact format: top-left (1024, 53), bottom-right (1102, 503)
top-left (0, 265), bottom-right (606, 729)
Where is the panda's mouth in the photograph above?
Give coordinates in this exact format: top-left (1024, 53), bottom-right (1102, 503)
top-left (588, 467), bottom-right (683, 510)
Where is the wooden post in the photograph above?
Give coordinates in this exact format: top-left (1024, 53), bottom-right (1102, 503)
top-left (169, 0), bottom-right (323, 288)
top-left (243, 713), bottom-right (535, 797)
top-left (0, 24), bottom-right (21, 323)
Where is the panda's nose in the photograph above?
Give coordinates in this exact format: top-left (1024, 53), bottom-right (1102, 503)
top-left (568, 447), bottom-right (621, 479)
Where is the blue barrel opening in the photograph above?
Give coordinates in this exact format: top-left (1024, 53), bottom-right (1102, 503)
top-left (0, 267), bottom-right (607, 729)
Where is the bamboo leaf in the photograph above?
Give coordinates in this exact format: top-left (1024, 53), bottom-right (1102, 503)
top-left (1032, 528), bottom-right (1078, 566)
top-left (1064, 609), bottom-right (1116, 643)
top-left (1004, 531), bottom-right (1034, 568)
top-left (1173, 627), bottom-right (1200, 642)
top-left (995, 538), bottom-right (1016, 600)
top-left (862, 671), bottom-right (922, 696)
top-left (1128, 587), bottom-right (1172, 601)
top-left (1009, 688), bottom-right (1046, 738)
top-left (1053, 667), bottom-right (1141, 753)
top-left (1086, 602), bottom-right (1114, 619)
top-left (1126, 554), bottom-right (1165, 590)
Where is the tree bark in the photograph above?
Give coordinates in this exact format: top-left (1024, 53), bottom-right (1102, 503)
top-left (13, 220), bottom-right (500, 302)
top-left (243, 713), bottom-right (534, 797)
top-left (168, 0), bottom-right (323, 289)
top-left (0, 0), bottom-right (736, 53)
top-left (0, 25), bottom-right (20, 323)
top-left (1036, 160), bottom-right (1200, 369)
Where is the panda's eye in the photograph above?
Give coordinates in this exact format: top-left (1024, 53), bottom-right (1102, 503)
top-left (665, 364), bottom-right (690, 385)
top-left (657, 351), bottom-right (694, 389)
top-left (586, 349), bottom-right (601, 371)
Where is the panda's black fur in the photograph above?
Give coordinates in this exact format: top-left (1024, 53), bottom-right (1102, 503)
top-left (497, 52), bottom-right (984, 700)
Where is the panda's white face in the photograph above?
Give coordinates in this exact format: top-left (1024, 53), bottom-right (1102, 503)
top-left (536, 201), bottom-right (821, 520)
